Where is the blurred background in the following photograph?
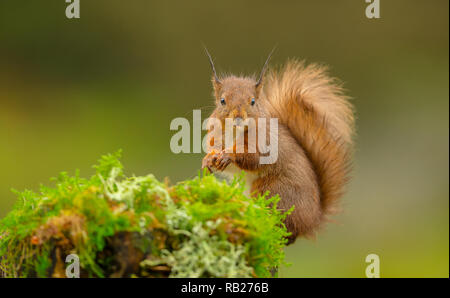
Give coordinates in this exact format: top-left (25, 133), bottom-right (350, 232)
top-left (0, 0), bottom-right (448, 277)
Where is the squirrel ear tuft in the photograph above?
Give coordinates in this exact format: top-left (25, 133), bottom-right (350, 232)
top-left (204, 46), bottom-right (222, 87)
top-left (255, 46), bottom-right (276, 94)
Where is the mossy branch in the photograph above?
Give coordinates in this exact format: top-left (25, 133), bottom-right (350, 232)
top-left (0, 151), bottom-right (291, 278)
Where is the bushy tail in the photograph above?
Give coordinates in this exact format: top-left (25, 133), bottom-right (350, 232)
top-left (264, 60), bottom-right (355, 216)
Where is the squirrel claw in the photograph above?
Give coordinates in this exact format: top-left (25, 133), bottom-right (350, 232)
top-left (202, 152), bottom-right (217, 173)
top-left (201, 150), bottom-right (233, 172)
top-left (214, 152), bottom-right (232, 171)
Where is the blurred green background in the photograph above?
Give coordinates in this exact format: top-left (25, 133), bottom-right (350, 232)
top-left (0, 0), bottom-right (448, 277)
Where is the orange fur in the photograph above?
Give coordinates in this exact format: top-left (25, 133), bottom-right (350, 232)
top-left (264, 60), bottom-right (355, 216)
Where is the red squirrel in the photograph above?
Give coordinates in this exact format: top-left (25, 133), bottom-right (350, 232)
top-left (201, 49), bottom-right (355, 243)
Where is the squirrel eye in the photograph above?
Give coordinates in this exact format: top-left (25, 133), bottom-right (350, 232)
top-left (220, 98), bottom-right (226, 105)
top-left (251, 98), bottom-right (256, 106)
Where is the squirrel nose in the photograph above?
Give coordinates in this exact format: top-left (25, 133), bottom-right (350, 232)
top-left (234, 117), bottom-right (243, 126)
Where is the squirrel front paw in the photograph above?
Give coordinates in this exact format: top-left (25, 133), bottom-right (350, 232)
top-left (202, 150), bottom-right (233, 172)
top-left (214, 151), bottom-right (233, 171)
top-left (202, 152), bottom-right (216, 173)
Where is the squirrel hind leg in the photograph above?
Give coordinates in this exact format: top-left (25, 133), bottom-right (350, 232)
top-left (285, 193), bottom-right (323, 241)
top-left (254, 176), bottom-right (323, 242)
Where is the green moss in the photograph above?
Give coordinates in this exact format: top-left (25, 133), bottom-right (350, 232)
top-left (0, 151), bottom-right (292, 278)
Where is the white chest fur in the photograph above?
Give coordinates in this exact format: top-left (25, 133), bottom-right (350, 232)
top-left (215, 164), bottom-right (258, 197)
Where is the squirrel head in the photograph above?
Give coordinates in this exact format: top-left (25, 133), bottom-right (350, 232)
top-left (204, 48), bottom-right (274, 124)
